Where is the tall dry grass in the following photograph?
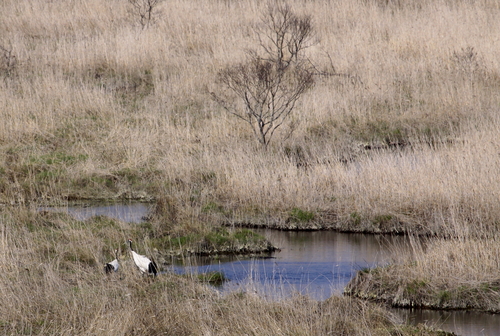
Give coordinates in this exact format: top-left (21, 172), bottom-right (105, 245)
top-left (1, 0), bottom-right (500, 325)
top-left (0, 207), bottom-right (436, 335)
top-left (1, 0), bottom-right (500, 235)
top-left (346, 235), bottom-right (500, 312)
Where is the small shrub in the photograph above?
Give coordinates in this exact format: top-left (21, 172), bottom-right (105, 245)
top-left (0, 45), bottom-right (17, 78)
top-left (213, 2), bottom-right (315, 148)
top-left (128, 0), bottom-right (163, 29)
top-left (451, 46), bottom-right (481, 77)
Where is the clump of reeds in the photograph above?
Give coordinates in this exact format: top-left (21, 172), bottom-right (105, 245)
top-left (346, 235), bottom-right (500, 312)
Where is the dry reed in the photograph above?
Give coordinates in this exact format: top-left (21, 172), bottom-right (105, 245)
top-left (346, 235), bottom-right (500, 312)
top-left (1, 0), bottom-right (500, 330)
top-left (0, 207), bottom-right (446, 335)
top-left (1, 0), bottom-right (500, 237)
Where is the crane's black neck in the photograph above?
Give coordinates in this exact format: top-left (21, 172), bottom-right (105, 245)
top-left (128, 240), bottom-right (134, 251)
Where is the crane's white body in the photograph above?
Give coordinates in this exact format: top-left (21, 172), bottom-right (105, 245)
top-left (130, 250), bottom-right (153, 274)
top-left (105, 258), bottom-right (119, 272)
top-left (105, 249), bottom-right (120, 274)
top-left (128, 239), bottom-right (158, 276)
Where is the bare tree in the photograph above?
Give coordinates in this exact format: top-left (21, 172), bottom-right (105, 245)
top-left (257, 2), bottom-right (314, 68)
top-left (0, 45), bottom-right (17, 78)
top-left (128, 0), bottom-right (162, 29)
top-left (212, 2), bottom-right (315, 148)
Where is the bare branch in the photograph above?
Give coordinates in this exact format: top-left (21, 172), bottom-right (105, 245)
top-left (212, 2), bottom-right (316, 148)
top-left (0, 45), bottom-right (17, 78)
top-left (128, 0), bottom-right (162, 29)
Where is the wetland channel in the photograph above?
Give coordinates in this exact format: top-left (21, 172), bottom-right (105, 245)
top-left (39, 202), bottom-right (500, 336)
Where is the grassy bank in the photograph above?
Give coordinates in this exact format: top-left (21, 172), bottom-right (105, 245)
top-left (345, 236), bottom-right (500, 312)
top-left (0, 207), bottom-right (452, 335)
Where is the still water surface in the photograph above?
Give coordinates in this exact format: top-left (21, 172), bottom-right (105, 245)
top-left (179, 229), bottom-right (403, 299)
top-left (41, 203), bottom-right (500, 336)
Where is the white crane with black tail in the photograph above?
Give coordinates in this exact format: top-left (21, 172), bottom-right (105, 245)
top-left (104, 249), bottom-right (120, 274)
top-left (127, 239), bottom-right (158, 276)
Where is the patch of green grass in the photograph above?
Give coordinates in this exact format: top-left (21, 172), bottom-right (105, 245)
top-left (289, 207), bottom-right (315, 222)
top-left (405, 279), bottom-right (428, 295)
top-left (438, 290), bottom-right (451, 305)
top-left (30, 152), bottom-right (88, 166)
top-left (87, 215), bottom-right (119, 230)
top-left (166, 234), bottom-right (199, 249)
top-left (138, 221), bottom-right (153, 231)
top-left (78, 175), bottom-right (117, 190)
top-left (478, 282), bottom-right (499, 292)
top-left (205, 227), bottom-right (231, 246)
top-left (93, 176), bottom-right (116, 189)
top-left (162, 228), bottom-right (268, 255)
top-left (350, 211), bottom-right (362, 226)
top-left (191, 170), bottom-right (217, 187)
top-left (202, 201), bottom-right (225, 213)
top-left (197, 271), bottom-right (227, 286)
top-left (233, 229), bottom-right (262, 244)
top-left (71, 174), bottom-right (118, 191)
top-left (373, 214), bottom-right (393, 225)
top-left (62, 249), bottom-right (96, 267)
top-left (35, 168), bottom-right (63, 182)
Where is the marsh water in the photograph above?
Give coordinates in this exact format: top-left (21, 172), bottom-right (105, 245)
top-left (174, 229), bottom-right (405, 299)
top-left (40, 202), bottom-right (500, 336)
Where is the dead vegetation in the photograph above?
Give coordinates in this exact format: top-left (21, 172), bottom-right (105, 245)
top-left (0, 207), bottom-right (449, 335)
top-left (1, 0), bottom-right (500, 331)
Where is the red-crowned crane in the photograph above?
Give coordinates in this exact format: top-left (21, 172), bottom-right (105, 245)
top-left (127, 239), bottom-right (158, 276)
top-left (104, 249), bottom-right (120, 274)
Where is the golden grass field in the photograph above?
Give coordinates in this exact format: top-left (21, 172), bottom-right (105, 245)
top-left (1, 0), bottom-right (500, 235)
top-left (1, 0), bottom-right (500, 333)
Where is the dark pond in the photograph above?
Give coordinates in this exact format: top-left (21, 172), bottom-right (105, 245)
top-left (39, 203), bottom-right (500, 336)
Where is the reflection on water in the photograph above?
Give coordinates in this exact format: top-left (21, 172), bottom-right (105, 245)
top-left (171, 230), bottom-right (405, 300)
top-left (394, 308), bottom-right (500, 336)
top-left (173, 230), bottom-right (500, 335)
